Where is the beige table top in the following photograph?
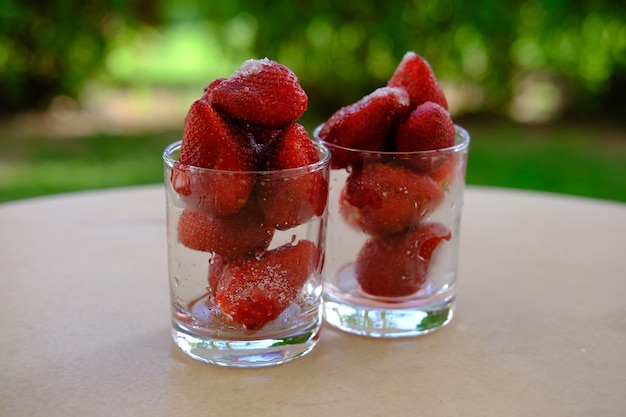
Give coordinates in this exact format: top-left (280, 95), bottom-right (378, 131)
top-left (1, 185), bottom-right (625, 416)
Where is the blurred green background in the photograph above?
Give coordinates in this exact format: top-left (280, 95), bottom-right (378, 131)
top-left (1, 0), bottom-right (625, 203)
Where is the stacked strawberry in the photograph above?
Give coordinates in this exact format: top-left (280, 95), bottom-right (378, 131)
top-left (317, 52), bottom-right (456, 297)
top-left (171, 58), bottom-right (327, 329)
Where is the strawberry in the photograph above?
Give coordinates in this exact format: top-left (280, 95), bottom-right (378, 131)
top-left (257, 123), bottom-right (328, 230)
top-left (394, 101), bottom-right (456, 174)
top-left (202, 78), bottom-right (226, 99)
top-left (395, 102), bottom-right (455, 152)
top-left (355, 222), bottom-right (451, 297)
top-left (207, 253), bottom-right (227, 295)
top-left (340, 162), bottom-right (444, 236)
top-left (215, 240), bottom-right (319, 329)
top-left (172, 97), bottom-right (256, 217)
top-left (178, 97), bottom-right (255, 171)
top-left (177, 199), bottom-right (274, 258)
top-left (387, 52), bottom-right (448, 110)
top-left (429, 153), bottom-right (457, 191)
top-left (246, 125), bottom-right (282, 153)
top-left (316, 87), bottom-right (410, 169)
top-left (208, 58), bottom-right (308, 129)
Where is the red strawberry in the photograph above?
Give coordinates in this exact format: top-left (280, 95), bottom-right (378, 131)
top-left (355, 222), bottom-right (451, 297)
top-left (394, 101), bottom-right (456, 174)
top-left (202, 78), bottom-right (226, 99)
top-left (208, 58), bottom-right (308, 129)
top-left (340, 162), bottom-right (444, 236)
top-left (246, 125), bottom-right (282, 153)
top-left (172, 97), bottom-right (256, 217)
top-left (387, 52), bottom-right (448, 110)
top-left (215, 240), bottom-right (319, 329)
top-left (208, 253), bottom-right (227, 295)
top-left (395, 102), bottom-right (455, 152)
top-left (257, 123), bottom-right (328, 230)
top-left (429, 153), bottom-right (457, 191)
top-left (177, 199), bottom-right (274, 258)
top-left (179, 97), bottom-right (255, 171)
top-left (316, 87), bottom-right (410, 169)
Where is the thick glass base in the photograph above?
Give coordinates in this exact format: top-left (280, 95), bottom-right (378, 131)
top-left (323, 291), bottom-right (454, 338)
top-left (171, 318), bottom-right (321, 367)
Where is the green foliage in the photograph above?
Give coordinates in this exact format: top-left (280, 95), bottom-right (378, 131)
top-left (463, 119), bottom-right (626, 202)
top-left (0, 0), bottom-right (151, 112)
top-left (1, 0), bottom-right (625, 120)
top-left (0, 130), bottom-right (177, 201)
top-left (1, 122), bottom-right (624, 203)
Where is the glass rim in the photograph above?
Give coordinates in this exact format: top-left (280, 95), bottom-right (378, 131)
top-left (313, 124), bottom-right (470, 156)
top-left (163, 139), bottom-right (331, 176)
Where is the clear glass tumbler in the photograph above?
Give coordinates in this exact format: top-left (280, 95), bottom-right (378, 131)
top-left (163, 139), bottom-right (330, 367)
top-left (316, 126), bottom-right (470, 338)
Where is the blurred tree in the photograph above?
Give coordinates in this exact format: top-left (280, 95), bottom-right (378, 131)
top-left (172, 0), bottom-right (626, 121)
top-left (1, 0), bottom-right (625, 122)
top-left (0, 0), bottom-right (156, 113)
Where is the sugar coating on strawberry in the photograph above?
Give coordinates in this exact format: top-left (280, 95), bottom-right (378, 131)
top-left (340, 162), bottom-right (444, 236)
top-left (214, 240), bottom-right (318, 329)
top-left (387, 52), bottom-right (448, 111)
top-left (355, 222), bottom-right (451, 297)
top-left (177, 201), bottom-right (274, 258)
top-left (172, 98), bottom-right (256, 217)
top-left (208, 58), bottom-right (308, 129)
top-left (317, 87), bottom-right (410, 168)
top-left (257, 123), bottom-right (328, 230)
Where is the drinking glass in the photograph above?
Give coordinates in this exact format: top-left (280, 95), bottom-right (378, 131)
top-left (316, 126), bottom-right (470, 338)
top-left (163, 139), bottom-right (330, 366)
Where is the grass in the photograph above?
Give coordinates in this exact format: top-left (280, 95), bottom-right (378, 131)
top-left (0, 129), bottom-right (180, 202)
top-left (461, 118), bottom-right (626, 203)
top-left (0, 118), bottom-right (625, 204)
